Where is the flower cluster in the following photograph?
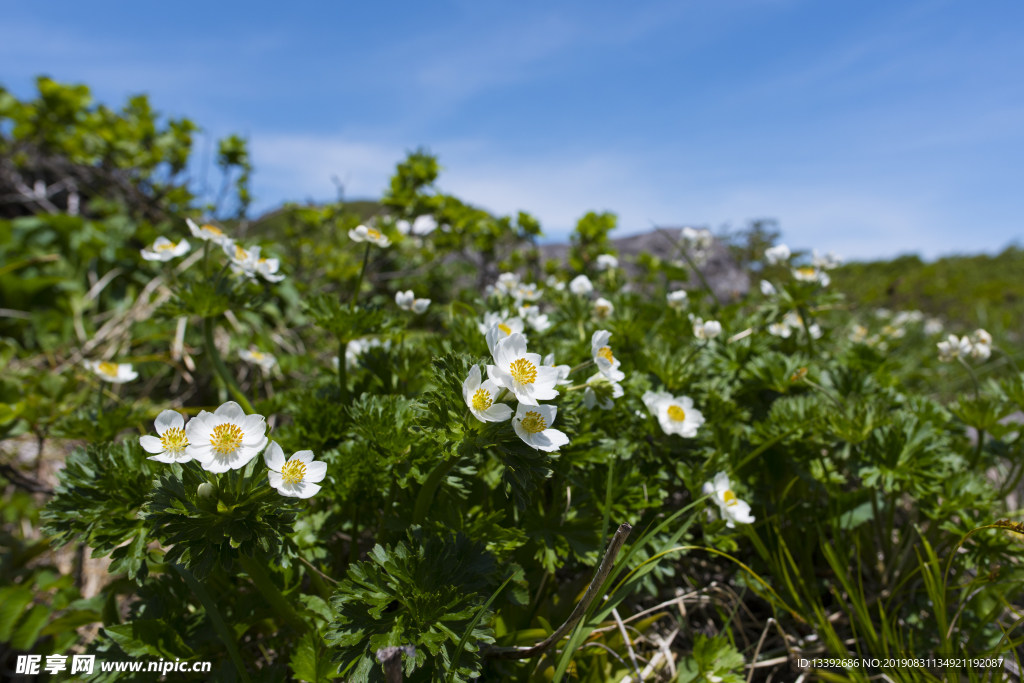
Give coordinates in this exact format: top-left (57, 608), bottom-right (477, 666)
top-left (937, 328), bottom-right (992, 362)
top-left (139, 401), bottom-right (326, 498)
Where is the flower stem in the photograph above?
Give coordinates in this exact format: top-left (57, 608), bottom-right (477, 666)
top-left (350, 243), bottom-right (371, 311)
top-left (957, 355), bottom-right (981, 398)
top-left (796, 306), bottom-right (815, 356)
top-left (202, 317), bottom-right (255, 413)
top-left (237, 555), bottom-right (309, 634)
top-left (568, 360), bottom-right (593, 376)
top-left (174, 563), bottom-right (252, 683)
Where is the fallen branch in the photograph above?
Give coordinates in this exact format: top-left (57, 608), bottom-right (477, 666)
top-left (485, 522), bottom-right (632, 660)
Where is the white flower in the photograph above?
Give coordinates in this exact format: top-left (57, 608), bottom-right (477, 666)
top-left (970, 329), bottom-right (992, 360)
top-left (692, 318), bottom-right (722, 340)
top-left (395, 291), bottom-right (430, 313)
top-left (396, 290), bottom-right (415, 309)
top-left (513, 282), bottom-right (543, 303)
top-left (348, 224), bottom-right (391, 247)
top-left (875, 308), bottom-right (892, 319)
top-left (462, 365), bottom-right (513, 423)
top-left (667, 290), bottom-right (688, 310)
top-left (569, 274), bottom-right (593, 295)
top-left (682, 227), bottom-right (714, 250)
top-left (187, 218), bottom-right (231, 245)
top-left (783, 311), bottom-right (822, 339)
top-left (702, 472), bottom-right (755, 528)
top-left (583, 373), bottom-right (623, 410)
top-left (333, 337), bottom-right (391, 370)
top-left (924, 318), bottom-right (944, 336)
top-left (264, 441), bottom-right (326, 499)
top-left (849, 325), bottom-right (868, 343)
top-left (223, 241), bottom-right (259, 278)
top-left (84, 360), bottom-right (138, 384)
top-left (937, 334), bottom-right (972, 362)
top-left (141, 236), bottom-right (190, 262)
top-left (596, 254), bottom-right (619, 270)
top-left (545, 275), bottom-right (566, 291)
top-left (892, 310), bottom-right (924, 326)
top-left (253, 255), bottom-right (285, 283)
top-left (973, 328), bottom-right (992, 347)
top-left (764, 244), bottom-right (791, 265)
top-left (593, 297), bottom-right (614, 319)
top-left (768, 322), bottom-right (792, 338)
top-left (513, 403), bottom-right (569, 452)
top-left (792, 265), bottom-right (829, 286)
top-left (543, 353), bottom-right (572, 385)
top-left (591, 330), bottom-right (625, 382)
top-left (140, 410), bottom-right (191, 464)
top-left (811, 250), bottom-right (843, 270)
top-left (240, 348), bottom-right (277, 372)
top-left (882, 325), bottom-right (906, 339)
top-left (519, 305), bottom-right (551, 332)
top-left (483, 316), bottom-right (528, 356)
top-left (494, 272), bottom-right (521, 296)
top-left (487, 333), bottom-right (560, 405)
top-left (396, 215), bottom-right (437, 236)
top-left (185, 401), bottom-right (269, 473)
top-left (642, 390), bottom-right (705, 437)
top-left (759, 280), bottom-right (777, 296)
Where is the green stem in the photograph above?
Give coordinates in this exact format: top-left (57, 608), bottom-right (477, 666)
top-left (350, 243), bottom-right (371, 311)
top-left (413, 455), bottom-right (462, 524)
top-left (202, 316), bottom-right (255, 413)
top-left (568, 359), bottom-right (593, 376)
top-left (957, 356), bottom-right (981, 398)
top-left (174, 564), bottom-right (252, 683)
top-left (971, 429), bottom-right (985, 469)
top-left (95, 383), bottom-right (104, 418)
top-left (202, 240), bottom-right (210, 278)
top-left (237, 555), bottom-right (309, 635)
top-left (796, 306), bottom-right (815, 356)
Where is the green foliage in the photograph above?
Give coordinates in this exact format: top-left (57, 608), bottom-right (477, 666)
top-left (326, 530), bottom-right (498, 682)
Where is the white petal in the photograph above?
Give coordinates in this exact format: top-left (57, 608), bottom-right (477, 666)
top-left (154, 410), bottom-right (184, 434)
top-left (214, 401), bottom-right (245, 421)
top-left (292, 482), bottom-right (322, 498)
top-left (304, 461), bottom-right (328, 483)
top-left (463, 365), bottom-right (482, 402)
top-left (139, 435), bottom-right (165, 454)
top-left (482, 403), bottom-right (513, 422)
top-left (268, 471), bottom-right (284, 488)
top-left (264, 441), bottom-right (286, 472)
top-left (291, 450), bottom-right (315, 464)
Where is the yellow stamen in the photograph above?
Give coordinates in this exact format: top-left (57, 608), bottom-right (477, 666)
top-left (667, 405), bottom-right (686, 422)
top-left (160, 427), bottom-right (188, 452)
top-left (234, 245), bottom-right (248, 260)
top-left (97, 361), bottom-right (119, 377)
top-left (509, 358), bottom-right (537, 385)
top-left (471, 387), bottom-right (492, 411)
top-left (597, 346), bottom-right (614, 363)
top-left (367, 228), bottom-right (382, 240)
top-left (723, 490), bottom-right (738, 506)
top-left (519, 411), bottom-right (547, 434)
top-left (155, 241), bottom-right (176, 251)
top-left (210, 423), bottom-right (244, 454)
top-left (281, 460), bottom-right (306, 484)
top-left (498, 323), bottom-right (512, 335)
top-left (202, 224), bottom-right (223, 235)
top-left (797, 266), bottom-right (816, 277)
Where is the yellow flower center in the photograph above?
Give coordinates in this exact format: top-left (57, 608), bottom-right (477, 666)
top-left (471, 387), bottom-right (492, 411)
top-left (509, 358), bottom-right (537, 385)
top-left (251, 351), bottom-right (265, 361)
top-left (597, 346), bottom-right (614, 363)
top-left (498, 323), bottom-right (512, 335)
top-left (596, 304), bottom-right (610, 316)
top-left (797, 266), bottom-right (816, 277)
top-left (155, 241), bottom-right (176, 251)
top-left (667, 405), bottom-right (686, 422)
top-left (281, 460), bottom-right (306, 484)
top-left (367, 228), bottom-right (382, 240)
top-left (160, 427), bottom-right (188, 452)
top-left (210, 423), bottom-right (244, 454)
top-left (723, 489), bottom-right (738, 506)
top-left (97, 361), bottom-right (119, 377)
top-left (203, 224), bottom-right (222, 236)
top-left (234, 245), bottom-right (248, 260)
top-left (520, 411), bottom-right (547, 434)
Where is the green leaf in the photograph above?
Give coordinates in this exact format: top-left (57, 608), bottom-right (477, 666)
top-left (10, 604), bottom-right (50, 650)
top-left (0, 586), bottom-right (33, 642)
top-left (290, 631), bottom-right (340, 683)
top-left (104, 618), bottom-right (195, 659)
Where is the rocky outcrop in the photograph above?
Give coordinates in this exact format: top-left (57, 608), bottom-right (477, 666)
top-left (540, 227), bottom-right (750, 303)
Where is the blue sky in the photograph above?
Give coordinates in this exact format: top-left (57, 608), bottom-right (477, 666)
top-left (2, 1), bottom-right (1023, 260)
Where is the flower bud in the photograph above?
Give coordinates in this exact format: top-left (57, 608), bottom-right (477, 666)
top-left (197, 482), bottom-right (215, 499)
